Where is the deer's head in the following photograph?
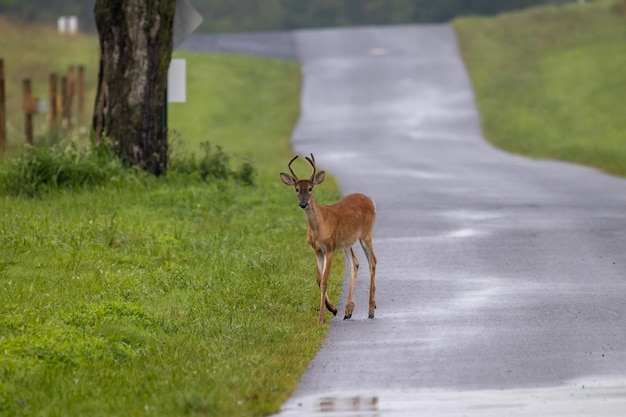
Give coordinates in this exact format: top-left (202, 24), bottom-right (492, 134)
top-left (280, 154), bottom-right (325, 209)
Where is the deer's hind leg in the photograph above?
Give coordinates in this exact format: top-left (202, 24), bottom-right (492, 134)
top-left (359, 237), bottom-right (377, 319)
top-left (342, 247), bottom-right (359, 320)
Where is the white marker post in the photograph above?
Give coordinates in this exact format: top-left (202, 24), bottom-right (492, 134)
top-left (167, 59), bottom-right (186, 103)
top-left (164, 0), bottom-right (203, 131)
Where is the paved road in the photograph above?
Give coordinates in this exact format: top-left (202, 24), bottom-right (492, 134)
top-left (178, 31), bottom-right (297, 60)
top-left (182, 26), bottom-right (626, 415)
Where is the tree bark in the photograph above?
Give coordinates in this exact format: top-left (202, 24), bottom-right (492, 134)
top-left (93, 0), bottom-right (175, 176)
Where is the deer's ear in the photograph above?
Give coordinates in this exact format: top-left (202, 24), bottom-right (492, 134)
top-left (313, 171), bottom-right (325, 185)
top-left (280, 173), bottom-right (296, 186)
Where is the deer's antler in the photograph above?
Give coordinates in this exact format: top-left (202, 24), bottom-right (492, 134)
top-left (287, 155), bottom-right (299, 180)
top-left (305, 153), bottom-right (316, 181)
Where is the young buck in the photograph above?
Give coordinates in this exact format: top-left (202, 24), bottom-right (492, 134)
top-left (280, 154), bottom-right (377, 324)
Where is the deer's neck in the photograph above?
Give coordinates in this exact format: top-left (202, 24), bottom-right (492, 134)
top-left (304, 196), bottom-right (324, 232)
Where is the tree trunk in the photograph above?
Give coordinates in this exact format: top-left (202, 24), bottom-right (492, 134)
top-left (93, 0), bottom-right (176, 176)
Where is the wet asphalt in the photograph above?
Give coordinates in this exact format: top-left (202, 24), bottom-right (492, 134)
top-left (180, 25), bottom-right (626, 416)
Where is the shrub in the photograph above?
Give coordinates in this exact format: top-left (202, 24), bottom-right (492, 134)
top-left (0, 139), bottom-right (256, 197)
top-left (0, 141), bottom-right (133, 197)
top-left (169, 141), bottom-right (256, 185)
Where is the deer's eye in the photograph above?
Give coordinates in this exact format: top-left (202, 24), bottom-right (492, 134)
top-left (308, 188), bottom-right (313, 192)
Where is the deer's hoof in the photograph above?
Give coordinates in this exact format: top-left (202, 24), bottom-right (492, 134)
top-left (343, 314), bottom-right (352, 320)
top-left (368, 313), bottom-right (375, 319)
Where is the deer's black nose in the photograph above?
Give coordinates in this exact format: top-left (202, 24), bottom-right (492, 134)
top-left (299, 202), bottom-right (308, 209)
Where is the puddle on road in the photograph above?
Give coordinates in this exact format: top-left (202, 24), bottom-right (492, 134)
top-left (318, 395), bottom-right (378, 414)
top-left (376, 227), bottom-right (486, 244)
top-left (274, 380), bottom-right (626, 417)
top-left (444, 227), bottom-right (483, 238)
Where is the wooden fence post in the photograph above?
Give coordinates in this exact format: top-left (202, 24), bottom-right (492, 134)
top-left (61, 76), bottom-right (68, 129)
top-left (22, 79), bottom-right (35, 146)
top-left (49, 73), bottom-right (58, 134)
top-left (65, 66), bottom-right (75, 130)
top-left (78, 65), bottom-right (85, 125)
top-left (0, 58), bottom-right (6, 154)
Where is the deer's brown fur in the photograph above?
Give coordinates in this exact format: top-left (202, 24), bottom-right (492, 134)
top-left (280, 154), bottom-right (377, 324)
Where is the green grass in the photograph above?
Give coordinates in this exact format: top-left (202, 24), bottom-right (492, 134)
top-left (453, 0), bottom-right (626, 177)
top-left (0, 26), bottom-right (344, 417)
top-left (1, 179), bottom-right (342, 416)
top-left (169, 52), bottom-right (299, 160)
top-left (6, 2), bottom-right (624, 414)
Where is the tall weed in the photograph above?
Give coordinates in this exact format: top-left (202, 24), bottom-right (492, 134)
top-left (0, 140), bottom-right (256, 197)
top-left (0, 141), bottom-right (131, 197)
top-left (168, 141), bottom-right (256, 185)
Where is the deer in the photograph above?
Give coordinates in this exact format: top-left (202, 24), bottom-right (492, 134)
top-left (280, 153), bottom-right (377, 324)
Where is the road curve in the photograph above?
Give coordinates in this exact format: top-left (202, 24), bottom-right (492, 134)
top-left (276, 25), bottom-right (626, 416)
top-left (179, 25), bottom-right (626, 416)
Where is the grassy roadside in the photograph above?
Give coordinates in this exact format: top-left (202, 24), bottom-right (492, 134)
top-left (5, 1), bottom-right (624, 414)
top-left (453, 0), bottom-right (626, 177)
top-left (1, 27), bottom-right (343, 417)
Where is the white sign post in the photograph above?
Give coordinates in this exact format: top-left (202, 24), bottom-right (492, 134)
top-left (166, 0), bottom-right (203, 107)
top-left (167, 59), bottom-right (186, 103)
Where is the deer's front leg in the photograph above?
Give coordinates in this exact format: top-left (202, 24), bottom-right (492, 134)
top-left (316, 249), bottom-right (336, 324)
